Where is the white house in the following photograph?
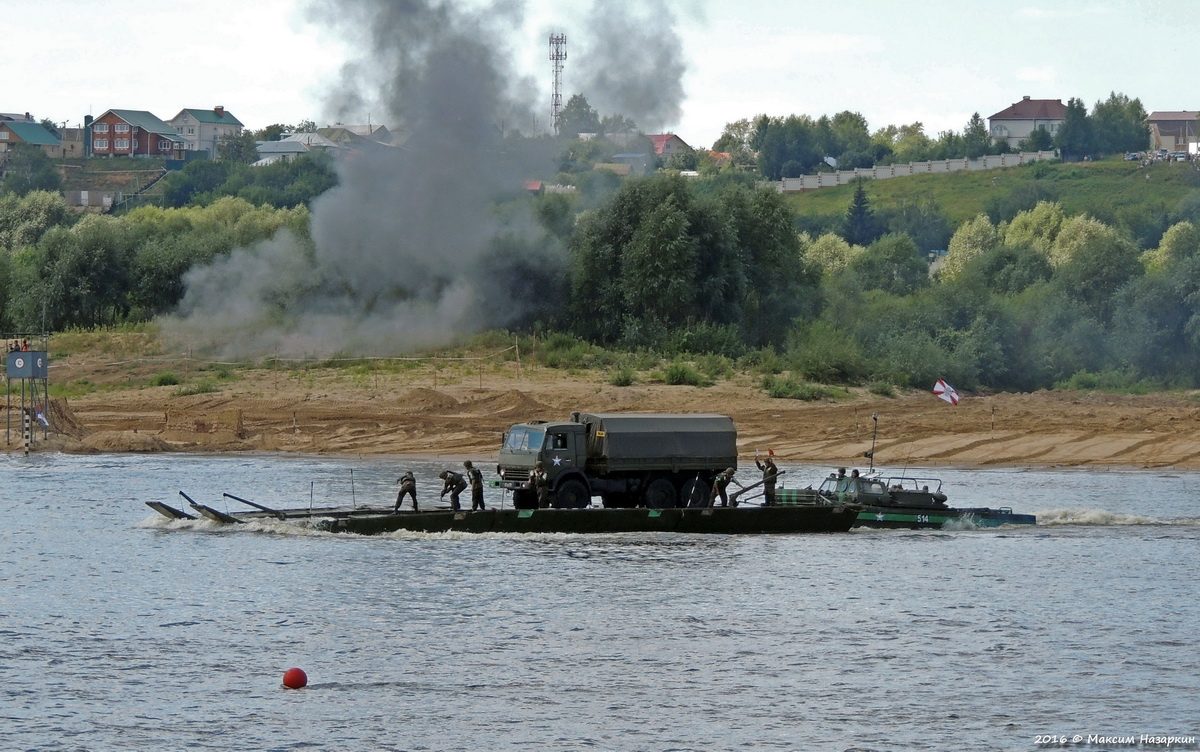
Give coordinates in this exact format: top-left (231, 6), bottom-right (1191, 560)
top-left (987, 96), bottom-right (1066, 149)
top-left (168, 106), bottom-right (244, 157)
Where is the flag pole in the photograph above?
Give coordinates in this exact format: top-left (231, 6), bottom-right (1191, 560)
top-left (866, 412), bottom-right (878, 473)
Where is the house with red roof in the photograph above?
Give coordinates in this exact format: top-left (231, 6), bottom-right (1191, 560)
top-left (89, 109), bottom-right (184, 158)
top-left (1147, 111), bottom-right (1199, 153)
top-left (987, 96), bottom-right (1067, 149)
top-left (646, 133), bottom-right (692, 157)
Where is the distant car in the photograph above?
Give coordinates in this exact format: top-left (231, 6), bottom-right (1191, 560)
top-left (1125, 153), bottom-right (1140, 161)
top-left (1173, 152), bottom-right (1189, 162)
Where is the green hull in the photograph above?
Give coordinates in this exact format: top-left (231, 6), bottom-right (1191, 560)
top-left (856, 506), bottom-right (1038, 529)
top-left (318, 504), bottom-right (860, 536)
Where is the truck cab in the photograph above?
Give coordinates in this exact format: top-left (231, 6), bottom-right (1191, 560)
top-left (498, 420), bottom-right (589, 508)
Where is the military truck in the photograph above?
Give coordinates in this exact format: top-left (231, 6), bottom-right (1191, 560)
top-left (496, 412), bottom-right (738, 509)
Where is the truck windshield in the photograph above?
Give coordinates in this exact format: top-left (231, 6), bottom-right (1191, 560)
top-left (503, 427), bottom-right (545, 452)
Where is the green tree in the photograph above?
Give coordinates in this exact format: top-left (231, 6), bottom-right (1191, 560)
top-left (887, 193), bottom-right (951, 252)
top-left (963, 243), bottom-right (1053, 296)
top-left (843, 181), bottom-right (882, 246)
top-left (1055, 97), bottom-right (1095, 160)
top-left (846, 233), bottom-right (928, 295)
top-left (963, 112), bottom-right (990, 159)
top-left (160, 160), bottom-right (239, 207)
top-left (1017, 126), bottom-right (1054, 152)
top-left (0, 190), bottom-right (70, 251)
top-left (1051, 215), bottom-right (1142, 321)
top-left (712, 118), bottom-right (756, 166)
top-left (1144, 221), bottom-right (1200, 272)
top-left (889, 122), bottom-right (934, 163)
top-left (1, 144), bottom-right (62, 195)
top-left (805, 232), bottom-right (860, 276)
top-left (930, 129), bottom-right (966, 160)
top-left (725, 186), bottom-right (819, 346)
top-left (255, 123), bottom-right (291, 142)
top-left (556, 94), bottom-right (601, 137)
top-left (218, 130), bottom-right (260, 163)
top-left (753, 114), bottom-right (822, 180)
top-left (25, 216), bottom-right (139, 329)
top-left (1003, 201), bottom-right (1065, 255)
top-left (665, 148), bottom-right (699, 171)
top-left (621, 194), bottom-right (698, 326)
top-left (1091, 92), bottom-right (1149, 155)
top-left (599, 113), bottom-right (638, 137)
top-left (941, 213), bottom-right (999, 280)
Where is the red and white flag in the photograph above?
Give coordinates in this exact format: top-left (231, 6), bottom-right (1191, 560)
top-left (933, 379), bottom-right (960, 405)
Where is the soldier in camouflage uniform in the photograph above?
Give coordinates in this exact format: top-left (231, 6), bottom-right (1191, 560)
top-left (755, 452), bottom-right (779, 507)
top-left (394, 470), bottom-right (418, 513)
top-left (709, 467), bottom-right (740, 508)
top-left (438, 469), bottom-right (468, 512)
top-left (464, 460), bottom-right (485, 511)
top-left (530, 461), bottom-right (551, 508)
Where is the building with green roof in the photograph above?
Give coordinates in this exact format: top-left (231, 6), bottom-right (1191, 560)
top-left (0, 121), bottom-right (62, 157)
top-left (168, 106), bottom-right (245, 158)
top-left (90, 109), bottom-right (184, 158)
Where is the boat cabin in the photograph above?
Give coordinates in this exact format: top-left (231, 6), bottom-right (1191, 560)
top-left (817, 472), bottom-right (947, 508)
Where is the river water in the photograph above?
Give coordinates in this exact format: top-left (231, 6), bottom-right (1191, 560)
top-left (2, 452), bottom-right (1197, 752)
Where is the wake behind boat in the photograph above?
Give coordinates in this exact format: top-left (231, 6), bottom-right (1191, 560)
top-left (146, 491), bottom-right (860, 535)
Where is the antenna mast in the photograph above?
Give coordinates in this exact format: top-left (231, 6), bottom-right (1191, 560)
top-left (549, 33), bottom-right (567, 134)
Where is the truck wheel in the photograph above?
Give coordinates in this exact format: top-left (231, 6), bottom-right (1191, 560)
top-left (645, 478), bottom-right (677, 509)
top-left (682, 476), bottom-right (709, 508)
top-left (555, 479), bottom-right (590, 509)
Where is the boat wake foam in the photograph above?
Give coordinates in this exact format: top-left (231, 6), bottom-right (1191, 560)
top-left (1034, 508), bottom-right (1193, 526)
top-left (137, 514), bottom-right (339, 537)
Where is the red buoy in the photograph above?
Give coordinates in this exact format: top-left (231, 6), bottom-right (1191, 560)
top-left (282, 667), bottom-right (308, 689)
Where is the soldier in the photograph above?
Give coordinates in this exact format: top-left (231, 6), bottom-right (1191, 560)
top-left (709, 467), bottom-right (741, 508)
top-left (755, 450), bottom-right (779, 507)
top-left (438, 469), bottom-right (468, 512)
top-left (529, 461), bottom-right (551, 508)
top-left (464, 460), bottom-right (485, 511)
top-left (394, 470), bottom-right (418, 513)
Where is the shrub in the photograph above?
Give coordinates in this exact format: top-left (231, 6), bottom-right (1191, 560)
top-left (174, 379), bottom-right (220, 396)
top-left (695, 353), bottom-right (734, 380)
top-left (762, 374), bottom-right (837, 401)
top-left (867, 379), bottom-right (896, 397)
top-left (608, 365), bottom-right (635, 387)
top-left (663, 361), bottom-right (708, 386)
top-left (1056, 369), bottom-right (1154, 394)
top-left (149, 372), bottom-right (180, 387)
top-left (738, 347), bottom-right (784, 375)
top-left (786, 321), bottom-right (868, 383)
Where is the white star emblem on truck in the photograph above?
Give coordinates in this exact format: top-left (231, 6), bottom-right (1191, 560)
top-left (552, 456), bottom-right (563, 465)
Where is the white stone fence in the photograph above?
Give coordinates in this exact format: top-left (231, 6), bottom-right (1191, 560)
top-left (777, 150), bottom-right (1057, 193)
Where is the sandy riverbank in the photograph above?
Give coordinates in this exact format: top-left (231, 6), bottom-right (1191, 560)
top-left (10, 355), bottom-right (1200, 469)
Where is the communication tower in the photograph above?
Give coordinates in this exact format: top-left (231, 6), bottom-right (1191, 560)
top-left (549, 33), bottom-right (567, 134)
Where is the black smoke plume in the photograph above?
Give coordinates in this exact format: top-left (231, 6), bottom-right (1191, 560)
top-left (163, 0), bottom-right (685, 358)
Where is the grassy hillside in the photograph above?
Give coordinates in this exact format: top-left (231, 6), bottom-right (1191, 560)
top-left (784, 158), bottom-right (1200, 231)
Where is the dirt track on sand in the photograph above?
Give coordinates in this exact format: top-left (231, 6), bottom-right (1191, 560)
top-left (11, 358), bottom-right (1200, 469)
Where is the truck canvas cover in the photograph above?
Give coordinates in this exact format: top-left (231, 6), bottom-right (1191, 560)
top-left (581, 413), bottom-right (737, 468)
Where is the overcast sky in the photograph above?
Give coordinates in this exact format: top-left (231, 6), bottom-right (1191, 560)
top-left (5, 0), bottom-right (1193, 148)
